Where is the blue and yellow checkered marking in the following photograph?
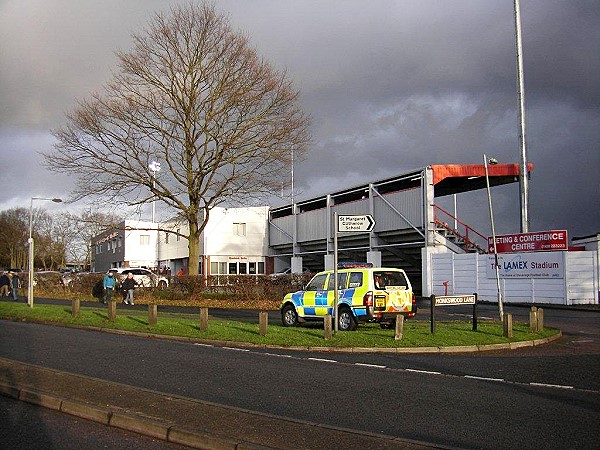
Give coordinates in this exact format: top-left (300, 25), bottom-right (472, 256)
top-left (288, 288), bottom-right (370, 318)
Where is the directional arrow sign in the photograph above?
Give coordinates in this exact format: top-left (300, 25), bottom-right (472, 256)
top-left (338, 214), bottom-right (375, 232)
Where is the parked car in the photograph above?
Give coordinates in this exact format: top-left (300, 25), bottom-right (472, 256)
top-left (280, 265), bottom-right (416, 331)
top-left (107, 268), bottom-right (169, 289)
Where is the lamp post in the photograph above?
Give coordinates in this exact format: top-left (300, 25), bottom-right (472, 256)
top-left (149, 161), bottom-right (161, 223)
top-left (483, 155), bottom-right (504, 321)
top-left (28, 197), bottom-right (63, 308)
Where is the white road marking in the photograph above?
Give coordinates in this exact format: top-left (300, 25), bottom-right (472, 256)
top-left (355, 363), bottom-right (387, 369)
top-left (405, 369), bottom-right (442, 375)
top-left (308, 358), bottom-right (337, 363)
top-left (464, 375), bottom-right (505, 382)
top-left (529, 382), bottom-right (574, 390)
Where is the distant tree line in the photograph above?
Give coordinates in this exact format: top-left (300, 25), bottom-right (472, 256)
top-left (0, 208), bottom-right (119, 272)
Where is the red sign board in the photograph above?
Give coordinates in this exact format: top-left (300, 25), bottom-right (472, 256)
top-left (488, 230), bottom-right (568, 253)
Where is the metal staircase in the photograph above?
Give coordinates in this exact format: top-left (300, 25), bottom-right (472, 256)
top-left (433, 205), bottom-right (488, 254)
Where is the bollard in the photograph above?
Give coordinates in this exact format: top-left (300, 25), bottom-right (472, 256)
top-left (537, 308), bottom-right (544, 332)
top-left (199, 307), bottom-right (209, 331)
top-left (324, 314), bottom-right (332, 340)
top-left (108, 301), bottom-right (116, 321)
top-left (395, 315), bottom-right (404, 341)
top-left (259, 311), bottom-right (268, 336)
top-left (148, 304), bottom-right (158, 325)
top-left (529, 306), bottom-right (538, 332)
top-left (71, 299), bottom-right (80, 318)
top-left (503, 313), bottom-right (513, 338)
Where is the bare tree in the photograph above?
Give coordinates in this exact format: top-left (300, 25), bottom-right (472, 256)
top-left (60, 210), bottom-right (122, 270)
top-left (34, 211), bottom-right (65, 271)
top-left (0, 208), bottom-right (29, 270)
top-left (44, 2), bottom-right (311, 275)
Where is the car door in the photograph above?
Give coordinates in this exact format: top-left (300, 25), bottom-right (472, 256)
top-left (299, 273), bottom-right (328, 317)
top-left (326, 271), bottom-right (349, 313)
top-left (374, 270), bottom-right (412, 313)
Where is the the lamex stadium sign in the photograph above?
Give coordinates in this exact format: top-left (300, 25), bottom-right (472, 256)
top-left (487, 252), bottom-right (564, 279)
top-left (488, 230), bottom-right (568, 253)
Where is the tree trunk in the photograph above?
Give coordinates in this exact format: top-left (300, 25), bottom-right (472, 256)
top-left (187, 220), bottom-right (201, 276)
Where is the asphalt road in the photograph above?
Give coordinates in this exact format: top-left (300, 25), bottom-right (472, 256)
top-left (0, 302), bottom-right (598, 449)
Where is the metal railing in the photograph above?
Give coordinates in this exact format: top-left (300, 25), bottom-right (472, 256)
top-left (433, 205), bottom-right (487, 253)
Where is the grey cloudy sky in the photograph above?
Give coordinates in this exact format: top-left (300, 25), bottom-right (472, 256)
top-left (0, 0), bottom-right (598, 238)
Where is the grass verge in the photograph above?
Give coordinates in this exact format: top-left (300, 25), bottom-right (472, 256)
top-left (0, 301), bottom-right (559, 349)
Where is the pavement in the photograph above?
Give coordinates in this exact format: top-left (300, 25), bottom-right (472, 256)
top-left (0, 356), bottom-right (437, 450)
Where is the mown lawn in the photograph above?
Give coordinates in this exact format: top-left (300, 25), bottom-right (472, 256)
top-left (0, 301), bottom-right (559, 349)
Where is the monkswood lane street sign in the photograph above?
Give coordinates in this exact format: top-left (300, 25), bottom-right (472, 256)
top-left (337, 214), bottom-right (375, 233)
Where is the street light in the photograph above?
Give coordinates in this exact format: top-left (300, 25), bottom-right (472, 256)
top-left (483, 155), bottom-right (504, 321)
top-left (149, 161), bottom-right (161, 223)
top-left (28, 197), bottom-right (63, 308)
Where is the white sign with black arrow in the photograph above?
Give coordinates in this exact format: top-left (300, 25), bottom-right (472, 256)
top-left (337, 214), bottom-right (375, 233)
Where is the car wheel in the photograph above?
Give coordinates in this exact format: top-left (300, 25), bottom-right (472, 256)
top-left (281, 304), bottom-right (299, 327)
top-left (338, 307), bottom-right (357, 331)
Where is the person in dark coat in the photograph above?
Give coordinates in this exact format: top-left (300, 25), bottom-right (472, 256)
top-left (10, 272), bottom-right (20, 301)
top-left (121, 273), bottom-right (138, 305)
top-left (0, 272), bottom-right (10, 298)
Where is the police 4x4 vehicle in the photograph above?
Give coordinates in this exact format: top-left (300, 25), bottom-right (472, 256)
top-left (280, 265), bottom-right (416, 331)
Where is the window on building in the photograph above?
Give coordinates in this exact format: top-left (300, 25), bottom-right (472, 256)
top-left (117, 237), bottom-right (122, 247)
top-left (249, 262), bottom-right (256, 274)
top-left (165, 232), bottom-right (169, 244)
top-left (210, 262), bottom-right (218, 274)
top-left (228, 262), bottom-right (237, 274)
top-left (257, 262), bottom-right (265, 274)
top-left (233, 223), bottom-right (246, 236)
top-left (176, 228), bottom-right (180, 241)
top-left (239, 263), bottom-right (247, 274)
top-left (140, 235), bottom-right (150, 246)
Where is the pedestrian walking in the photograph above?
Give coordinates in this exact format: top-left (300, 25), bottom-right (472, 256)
top-left (103, 271), bottom-right (117, 303)
top-left (10, 272), bottom-right (20, 301)
top-left (0, 272), bottom-right (10, 298)
top-left (121, 272), bottom-right (138, 305)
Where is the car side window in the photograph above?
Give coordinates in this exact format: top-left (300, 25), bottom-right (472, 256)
top-left (305, 274), bottom-right (328, 291)
top-left (348, 272), bottom-right (363, 288)
top-left (327, 272), bottom-right (348, 290)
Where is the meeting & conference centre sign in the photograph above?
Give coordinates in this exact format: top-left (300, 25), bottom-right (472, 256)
top-left (486, 230), bottom-right (567, 279)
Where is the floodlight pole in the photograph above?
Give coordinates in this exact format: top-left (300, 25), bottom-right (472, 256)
top-left (28, 197), bottom-right (63, 308)
top-left (514, 0), bottom-right (530, 232)
top-left (483, 156), bottom-right (504, 322)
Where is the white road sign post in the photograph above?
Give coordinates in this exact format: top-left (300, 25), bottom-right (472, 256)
top-left (333, 214), bottom-right (376, 333)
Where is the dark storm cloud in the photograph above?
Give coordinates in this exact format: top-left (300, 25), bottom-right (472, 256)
top-left (0, 0), bottom-right (598, 237)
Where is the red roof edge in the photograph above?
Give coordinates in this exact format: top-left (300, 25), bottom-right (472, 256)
top-left (431, 163), bottom-right (534, 185)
